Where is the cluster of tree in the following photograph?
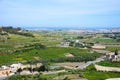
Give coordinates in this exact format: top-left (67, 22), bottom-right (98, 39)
top-left (0, 32), bottom-right (8, 35)
top-left (76, 36), bottom-right (84, 39)
top-left (103, 33), bottom-right (120, 42)
top-left (1, 26), bottom-right (21, 33)
top-left (17, 63), bottom-right (50, 74)
top-left (116, 38), bottom-right (120, 42)
top-left (37, 55), bottom-right (99, 63)
top-left (15, 43), bottom-right (46, 53)
top-left (115, 50), bottom-right (119, 55)
top-left (69, 41), bottom-right (93, 48)
top-left (17, 32), bottom-right (34, 37)
top-left (0, 26), bottom-right (34, 37)
top-left (30, 43), bottom-right (46, 49)
top-left (23, 43), bottom-right (46, 49)
top-left (50, 56), bottom-right (97, 63)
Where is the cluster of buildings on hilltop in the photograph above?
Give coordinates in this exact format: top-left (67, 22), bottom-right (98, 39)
top-left (0, 63), bottom-right (21, 76)
top-left (67, 28), bottom-right (120, 34)
top-left (60, 42), bottom-right (70, 47)
top-left (0, 63), bottom-right (42, 76)
top-left (106, 51), bottom-right (120, 61)
top-left (60, 40), bottom-right (86, 47)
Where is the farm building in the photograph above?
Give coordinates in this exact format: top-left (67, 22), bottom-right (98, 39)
top-left (106, 51), bottom-right (120, 61)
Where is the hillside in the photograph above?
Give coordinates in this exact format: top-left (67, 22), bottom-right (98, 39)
top-left (0, 26), bottom-right (34, 37)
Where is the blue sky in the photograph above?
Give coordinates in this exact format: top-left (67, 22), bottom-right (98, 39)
top-left (0, 0), bottom-right (120, 29)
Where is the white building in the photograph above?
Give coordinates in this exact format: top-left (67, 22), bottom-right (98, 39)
top-left (106, 51), bottom-right (120, 61)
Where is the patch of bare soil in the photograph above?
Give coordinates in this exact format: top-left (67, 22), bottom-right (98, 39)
top-left (65, 53), bottom-right (74, 57)
top-left (54, 62), bottom-right (85, 68)
top-left (93, 49), bottom-right (110, 54)
top-left (34, 56), bottom-right (40, 60)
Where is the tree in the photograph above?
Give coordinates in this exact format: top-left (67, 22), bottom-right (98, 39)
top-left (17, 68), bottom-right (22, 74)
top-left (33, 43), bottom-right (46, 49)
top-left (28, 67), bottom-right (33, 73)
top-left (115, 50), bottom-right (118, 55)
top-left (77, 36), bottom-right (83, 39)
top-left (38, 63), bottom-right (50, 72)
top-left (116, 38), bottom-right (120, 42)
top-left (69, 41), bottom-right (74, 47)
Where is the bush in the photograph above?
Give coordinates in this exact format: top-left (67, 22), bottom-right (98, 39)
top-left (38, 63), bottom-right (50, 72)
top-left (64, 77), bottom-right (71, 80)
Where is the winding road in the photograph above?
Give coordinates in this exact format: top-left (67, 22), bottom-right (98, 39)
top-left (75, 56), bottom-right (105, 70)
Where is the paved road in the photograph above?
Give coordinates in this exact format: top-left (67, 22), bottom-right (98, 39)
top-left (41, 56), bottom-right (105, 75)
top-left (75, 56), bottom-right (105, 70)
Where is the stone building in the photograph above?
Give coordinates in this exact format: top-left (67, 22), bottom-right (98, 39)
top-left (106, 51), bottom-right (120, 61)
top-left (0, 69), bottom-right (12, 76)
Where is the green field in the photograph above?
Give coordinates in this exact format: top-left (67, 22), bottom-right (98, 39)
top-left (2, 28), bottom-right (120, 80)
top-left (97, 60), bottom-right (120, 67)
top-left (0, 34), bottom-right (39, 49)
top-left (0, 47), bottom-right (101, 65)
top-left (91, 37), bottom-right (116, 43)
top-left (83, 71), bottom-right (120, 80)
top-left (83, 64), bottom-right (120, 80)
top-left (0, 33), bottom-right (62, 49)
top-left (106, 46), bottom-right (120, 51)
top-left (0, 31), bottom-right (102, 65)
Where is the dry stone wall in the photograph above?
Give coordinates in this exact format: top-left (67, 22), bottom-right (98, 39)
top-left (95, 64), bottom-right (120, 72)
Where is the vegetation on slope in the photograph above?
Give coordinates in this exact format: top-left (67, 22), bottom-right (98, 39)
top-left (97, 60), bottom-right (120, 67)
top-left (0, 26), bottom-right (34, 37)
top-left (91, 37), bottom-right (116, 43)
top-left (106, 46), bottom-right (120, 51)
top-left (83, 64), bottom-right (120, 80)
top-left (0, 47), bottom-right (101, 65)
